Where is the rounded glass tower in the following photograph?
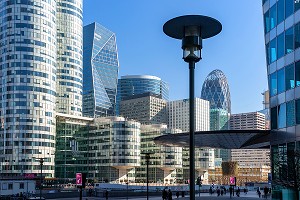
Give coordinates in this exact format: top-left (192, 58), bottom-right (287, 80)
top-left (0, 0), bottom-right (57, 177)
top-left (201, 69), bottom-right (231, 113)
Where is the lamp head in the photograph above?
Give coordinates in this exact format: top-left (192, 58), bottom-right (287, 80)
top-left (182, 26), bottom-right (202, 62)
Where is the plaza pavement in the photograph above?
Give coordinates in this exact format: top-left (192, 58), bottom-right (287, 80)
top-left (54, 190), bottom-right (267, 200)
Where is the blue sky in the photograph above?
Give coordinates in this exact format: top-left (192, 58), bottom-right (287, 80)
top-left (83, 0), bottom-right (268, 114)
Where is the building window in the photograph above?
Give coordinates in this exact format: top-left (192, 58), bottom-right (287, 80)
top-left (296, 61), bottom-right (300, 87)
top-left (277, 68), bottom-right (285, 94)
top-left (19, 183), bottom-right (24, 189)
top-left (264, 10), bottom-right (270, 33)
top-left (285, 27), bottom-right (294, 54)
top-left (285, 64), bottom-right (295, 90)
top-left (278, 103), bottom-right (286, 128)
top-left (270, 38), bottom-right (277, 63)
top-left (296, 99), bottom-right (300, 124)
top-left (277, 33), bottom-right (284, 58)
top-left (270, 72), bottom-right (277, 96)
top-left (270, 4), bottom-right (277, 30)
top-left (271, 107), bottom-right (278, 129)
top-left (295, 22), bottom-right (300, 49)
top-left (286, 100), bottom-right (295, 127)
top-left (285, 0), bottom-right (294, 18)
top-left (8, 183), bottom-right (13, 190)
top-left (277, 0), bottom-right (285, 24)
top-left (296, 0), bottom-right (300, 12)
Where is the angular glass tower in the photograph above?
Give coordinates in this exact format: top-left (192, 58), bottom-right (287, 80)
top-left (56, 0), bottom-right (83, 116)
top-left (201, 69), bottom-right (231, 114)
top-left (116, 75), bottom-right (169, 115)
top-left (0, 0), bottom-right (57, 177)
top-left (83, 22), bottom-right (119, 118)
top-left (262, 0), bottom-right (300, 199)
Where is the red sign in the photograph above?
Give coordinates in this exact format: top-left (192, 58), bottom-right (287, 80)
top-left (76, 173), bottom-right (82, 186)
top-left (230, 176), bottom-right (236, 186)
top-left (24, 173), bottom-right (35, 179)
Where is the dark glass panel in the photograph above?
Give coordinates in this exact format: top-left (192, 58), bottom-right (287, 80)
top-left (286, 100), bottom-right (295, 127)
top-left (270, 38), bottom-right (277, 63)
top-left (285, 64), bottom-right (295, 90)
top-left (295, 22), bottom-right (300, 49)
top-left (270, 4), bottom-right (277, 30)
top-left (278, 103), bottom-right (286, 128)
top-left (277, 32), bottom-right (284, 58)
top-left (277, 68), bottom-right (285, 94)
top-left (264, 10), bottom-right (270, 33)
top-left (277, 0), bottom-right (285, 24)
top-left (296, 61), bottom-right (300, 87)
top-left (270, 72), bottom-right (277, 96)
top-left (295, 0), bottom-right (300, 12)
top-left (296, 99), bottom-right (300, 124)
top-left (271, 106), bottom-right (278, 129)
top-left (285, 0), bottom-right (294, 18)
top-left (285, 27), bottom-right (294, 54)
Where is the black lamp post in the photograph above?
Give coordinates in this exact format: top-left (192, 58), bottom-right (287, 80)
top-left (163, 15), bottom-right (222, 200)
top-left (34, 158), bottom-right (44, 199)
top-left (142, 152), bottom-right (154, 200)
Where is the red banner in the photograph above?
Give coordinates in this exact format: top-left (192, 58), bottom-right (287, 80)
top-left (76, 173), bottom-right (82, 186)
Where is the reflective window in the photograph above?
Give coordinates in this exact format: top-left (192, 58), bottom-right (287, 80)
top-left (271, 106), bottom-right (278, 129)
top-left (295, 0), bottom-right (300, 12)
top-left (266, 43), bottom-right (270, 65)
top-left (285, 0), bottom-right (294, 18)
top-left (296, 61), bottom-right (300, 87)
top-left (285, 64), bottom-right (295, 90)
top-left (285, 27), bottom-right (294, 54)
top-left (277, 33), bottom-right (284, 58)
top-left (264, 10), bottom-right (270, 33)
top-left (286, 100), bottom-right (295, 127)
top-left (295, 22), bottom-right (300, 49)
top-left (277, 68), bottom-right (285, 94)
top-left (277, 0), bottom-right (285, 24)
top-left (270, 4), bottom-right (277, 30)
top-left (278, 103), bottom-right (286, 128)
top-left (270, 38), bottom-right (277, 63)
top-left (296, 99), bottom-right (300, 124)
top-left (270, 72), bottom-right (277, 96)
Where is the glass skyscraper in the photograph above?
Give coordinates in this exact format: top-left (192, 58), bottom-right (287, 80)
top-left (83, 22), bottom-right (119, 118)
top-left (0, 0), bottom-right (83, 178)
top-left (263, 0), bottom-right (300, 199)
top-left (56, 0), bottom-right (83, 116)
top-left (116, 75), bottom-right (169, 115)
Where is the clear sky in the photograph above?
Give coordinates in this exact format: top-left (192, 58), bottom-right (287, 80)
top-left (83, 0), bottom-right (268, 114)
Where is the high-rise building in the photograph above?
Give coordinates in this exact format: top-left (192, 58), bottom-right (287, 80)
top-left (167, 98), bottom-right (213, 183)
top-left (0, 0), bottom-right (58, 177)
top-left (83, 22), bottom-right (119, 118)
top-left (201, 69), bottom-right (231, 162)
top-left (120, 92), bottom-right (167, 125)
top-left (201, 69), bottom-right (231, 114)
top-left (263, 0), bottom-right (300, 198)
top-left (0, 0), bottom-right (84, 178)
top-left (230, 112), bottom-right (270, 168)
top-left (116, 75), bottom-right (169, 115)
top-left (56, 0), bottom-right (83, 116)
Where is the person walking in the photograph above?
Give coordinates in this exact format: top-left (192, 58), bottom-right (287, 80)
top-left (236, 187), bottom-right (240, 197)
top-left (264, 186), bottom-right (268, 199)
top-left (162, 189), bottom-right (167, 200)
top-left (168, 189), bottom-right (172, 200)
top-left (229, 186), bottom-right (233, 198)
top-left (105, 190), bottom-right (108, 200)
top-left (176, 191), bottom-right (179, 198)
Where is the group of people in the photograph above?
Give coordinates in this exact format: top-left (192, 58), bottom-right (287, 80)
top-left (162, 189), bottom-right (185, 199)
top-left (257, 186), bottom-right (271, 199)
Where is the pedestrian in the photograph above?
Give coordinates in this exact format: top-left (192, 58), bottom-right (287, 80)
top-left (258, 190), bottom-right (261, 198)
top-left (264, 186), bottom-right (268, 199)
top-left (162, 189), bottom-right (167, 200)
top-left (229, 186), bottom-right (233, 198)
top-left (221, 189), bottom-right (224, 196)
top-left (168, 189), bottom-right (172, 200)
top-left (181, 191), bottom-right (185, 197)
top-left (217, 187), bottom-right (220, 196)
top-left (244, 188), bottom-right (247, 195)
top-left (236, 187), bottom-right (240, 197)
top-left (105, 190), bottom-right (108, 200)
top-left (209, 187), bottom-right (213, 195)
top-left (176, 191), bottom-right (179, 198)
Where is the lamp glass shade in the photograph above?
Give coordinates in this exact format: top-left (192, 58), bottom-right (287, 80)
top-left (183, 46), bottom-right (201, 61)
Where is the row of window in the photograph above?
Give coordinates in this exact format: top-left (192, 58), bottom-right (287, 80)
top-left (266, 23), bottom-right (300, 64)
top-left (264, 0), bottom-right (300, 33)
top-left (269, 60), bottom-right (300, 96)
top-left (271, 98), bottom-right (300, 129)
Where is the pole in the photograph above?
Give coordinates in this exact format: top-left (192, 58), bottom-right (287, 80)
top-left (146, 154), bottom-right (149, 200)
top-left (189, 61), bottom-right (195, 200)
top-left (126, 174), bottom-right (128, 200)
top-left (40, 158), bottom-right (43, 199)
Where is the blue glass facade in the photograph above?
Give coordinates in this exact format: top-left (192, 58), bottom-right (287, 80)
top-left (263, 0), bottom-right (300, 198)
top-left (116, 75), bottom-right (169, 115)
top-left (83, 22), bottom-right (119, 117)
top-left (201, 69), bottom-right (231, 114)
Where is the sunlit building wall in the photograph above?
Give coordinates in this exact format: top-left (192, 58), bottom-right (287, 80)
top-left (263, 0), bottom-right (300, 198)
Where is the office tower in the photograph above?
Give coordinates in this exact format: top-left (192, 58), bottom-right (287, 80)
top-left (201, 69), bottom-right (231, 162)
top-left (201, 69), bottom-right (231, 114)
top-left (167, 98), bottom-right (213, 183)
top-left (119, 92), bottom-right (167, 125)
top-left (116, 75), bottom-right (169, 115)
top-left (83, 22), bottom-right (119, 118)
top-left (263, 0), bottom-right (300, 198)
top-left (0, 0), bottom-right (58, 177)
top-left (137, 124), bottom-right (183, 184)
top-left (55, 116), bottom-right (141, 182)
top-left (56, 0), bottom-right (83, 116)
top-left (230, 112), bottom-right (270, 167)
top-left (259, 90), bottom-right (270, 129)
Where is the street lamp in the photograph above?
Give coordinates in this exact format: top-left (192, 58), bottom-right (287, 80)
top-left (163, 15), bottom-right (222, 200)
top-left (34, 158), bottom-right (44, 199)
top-left (141, 152), bottom-right (154, 200)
